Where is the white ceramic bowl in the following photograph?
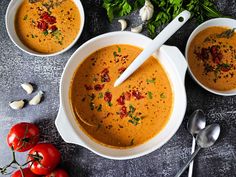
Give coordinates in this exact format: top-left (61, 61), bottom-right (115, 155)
top-left (5, 0), bottom-right (85, 57)
top-left (55, 32), bottom-right (187, 160)
top-left (185, 18), bottom-right (236, 96)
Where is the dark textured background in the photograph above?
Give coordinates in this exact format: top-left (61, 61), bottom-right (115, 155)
top-left (0, 0), bottom-right (236, 177)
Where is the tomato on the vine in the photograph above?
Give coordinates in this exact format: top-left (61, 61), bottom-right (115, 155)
top-left (45, 169), bottom-right (69, 177)
top-left (12, 168), bottom-right (38, 177)
top-left (7, 122), bottom-right (39, 152)
top-left (27, 143), bottom-right (61, 175)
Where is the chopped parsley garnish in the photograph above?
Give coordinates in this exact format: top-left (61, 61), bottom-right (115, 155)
top-left (23, 15), bottom-right (28, 20)
top-left (113, 51), bottom-right (117, 58)
top-left (98, 92), bottom-right (103, 99)
top-left (160, 92), bottom-right (166, 99)
top-left (43, 30), bottom-right (48, 36)
top-left (117, 46), bottom-right (121, 53)
top-left (128, 116), bottom-right (141, 126)
top-left (97, 104), bottom-right (102, 112)
top-left (89, 102), bottom-right (95, 110)
top-left (129, 104), bottom-right (135, 114)
top-left (88, 94), bottom-right (95, 101)
top-left (108, 102), bottom-right (113, 107)
top-left (146, 78), bottom-right (156, 84)
top-left (147, 91), bottom-right (153, 99)
top-left (216, 28), bottom-right (235, 39)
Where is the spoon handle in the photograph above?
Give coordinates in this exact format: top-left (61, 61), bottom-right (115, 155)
top-left (175, 146), bottom-right (201, 177)
top-left (114, 10), bottom-right (191, 87)
top-left (188, 137), bottom-right (196, 177)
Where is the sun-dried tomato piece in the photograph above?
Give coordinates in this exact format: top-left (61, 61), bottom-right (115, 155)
top-left (48, 25), bottom-right (57, 32)
top-left (120, 106), bottom-right (127, 118)
top-left (46, 16), bottom-right (56, 24)
top-left (118, 67), bottom-right (126, 74)
top-left (221, 64), bottom-right (231, 72)
top-left (132, 90), bottom-right (144, 100)
top-left (124, 91), bottom-right (131, 101)
top-left (41, 12), bottom-right (56, 24)
top-left (94, 84), bottom-right (104, 91)
top-left (117, 95), bottom-right (125, 105)
top-left (104, 91), bottom-right (112, 102)
top-left (40, 12), bottom-right (50, 20)
top-left (101, 68), bottom-right (110, 82)
top-left (37, 20), bottom-right (48, 31)
top-left (84, 84), bottom-right (93, 90)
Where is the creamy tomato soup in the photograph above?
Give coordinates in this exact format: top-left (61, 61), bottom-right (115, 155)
top-left (70, 45), bottom-right (173, 148)
top-left (15, 0), bottom-right (80, 54)
top-left (188, 27), bottom-right (236, 91)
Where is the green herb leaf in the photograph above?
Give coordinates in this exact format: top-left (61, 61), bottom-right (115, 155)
top-left (23, 15), bottom-right (28, 20)
top-left (117, 46), bottom-right (121, 53)
top-left (147, 91), bottom-right (153, 99)
top-left (97, 104), bottom-right (102, 112)
top-left (98, 92), bottom-right (103, 99)
top-left (89, 102), bottom-right (95, 110)
top-left (103, 0), bottom-right (132, 22)
top-left (216, 28), bottom-right (235, 39)
top-left (146, 78), bottom-right (156, 84)
top-left (128, 116), bottom-right (141, 126)
top-left (43, 30), bottom-right (48, 36)
top-left (113, 51), bottom-right (117, 57)
top-left (108, 102), bottom-right (113, 107)
top-left (160, 92), bottom-right (166, 99)
top-left (129, 104), bottom-right (136, 114)
top-left (103, 0), bottom-right (225, 38)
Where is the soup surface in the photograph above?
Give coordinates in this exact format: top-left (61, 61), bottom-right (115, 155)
top-left (70, 45), bottom-right (173, 148)
top-left (188, 26), bottom-right (236, 91)
top-left (15, 0), bottom-right (80, 54)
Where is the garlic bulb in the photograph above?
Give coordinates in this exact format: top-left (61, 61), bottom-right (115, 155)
top-left (29, 91), bottom-right (43, 105)
top-left (9, 100), bottom-right (25, 110)
top-left (139, 0), bottom-right (154, 21)
top-left (118, 19), bottom-right (127, 31)
top-left (21, 83), bottom-right (34, 94)
top-left (131, 24), bottom-right (143, 33)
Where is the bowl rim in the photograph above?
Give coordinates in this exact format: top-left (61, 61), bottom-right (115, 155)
top-left (57, 31), bottom-right (187, 159)
top-left (185, 17), bottom-right (236, 96)
top-left (5, 0), bottom-right (85, 57)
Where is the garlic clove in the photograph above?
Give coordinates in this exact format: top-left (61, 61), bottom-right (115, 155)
top-left (21, 83), bottom-right (34, 94)
top-left (139, 0), bottom-right (154, 21)
top-left (131, 24), bottom-right (143, 33)
top-left (9, 100), bottom-right (25, 110)
top-left (118, 19), bottom-right (127, 31)
top-left (29, 91), bottom-right (44, 105)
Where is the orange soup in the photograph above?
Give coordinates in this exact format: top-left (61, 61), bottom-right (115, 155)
top-left (188, 27), bottom-right (236, 91)
top-left (70, 45), bottom-right (173, 148)
top-left (15, 0), bottom-right (81, 54)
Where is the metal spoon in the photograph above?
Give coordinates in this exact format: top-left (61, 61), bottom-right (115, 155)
top-left (187, 109), bottom-right (206, 177)
top-left (175, 123), bottom-right (221, 177)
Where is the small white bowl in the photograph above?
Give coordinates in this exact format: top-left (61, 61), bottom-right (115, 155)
top-left (55, 31), bottom-right (187, 160)
top-left (185, 18), bottom-right (236, 96)
top-left (5, 0), bottom-right (85, 57)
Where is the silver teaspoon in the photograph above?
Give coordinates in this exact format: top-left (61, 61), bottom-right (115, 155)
top-left (175, 124), bottom-right (221, 177)
top-left (187, 109), bottom-right (206, 177)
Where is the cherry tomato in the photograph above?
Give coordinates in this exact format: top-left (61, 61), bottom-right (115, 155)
top-left (45, 169), bottom-right (69, 177)
top-left (7, 122), bottom-right (39, 152)
top-left (12, 168), bottom-right (38, 177)
top-left (28, 143), bottom-right (61, 175)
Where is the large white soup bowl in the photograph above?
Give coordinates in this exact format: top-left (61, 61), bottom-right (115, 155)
top-left (56, 32), bottom-right (187, 160)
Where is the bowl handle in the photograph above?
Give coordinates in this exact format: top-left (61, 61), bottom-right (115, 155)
top-left (161, 45), bottom-right (187, 83)
top-left (55, 106), bottom-right (86, 147)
